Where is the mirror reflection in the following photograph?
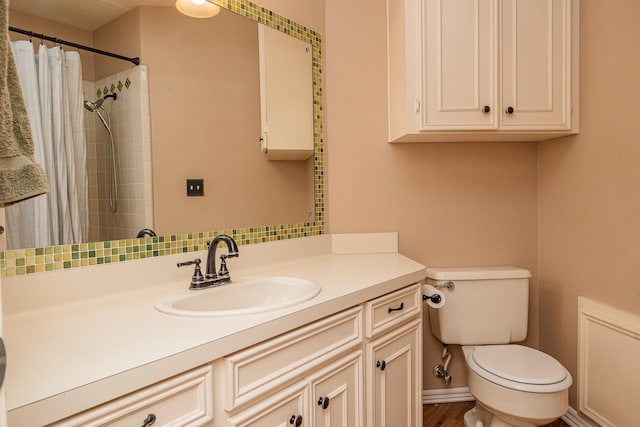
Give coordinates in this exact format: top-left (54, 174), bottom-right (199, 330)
top-left (6, 2), bottom-right (315, 251)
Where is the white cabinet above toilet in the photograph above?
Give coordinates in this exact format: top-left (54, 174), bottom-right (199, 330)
top-left (387, 0), bottom-right (580, 143)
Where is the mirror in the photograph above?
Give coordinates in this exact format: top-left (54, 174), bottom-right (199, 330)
top-left (2, 0), bottom-right (323, 275)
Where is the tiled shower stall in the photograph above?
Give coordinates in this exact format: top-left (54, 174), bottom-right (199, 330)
top-left (83, 65), bottom-right (153, 242)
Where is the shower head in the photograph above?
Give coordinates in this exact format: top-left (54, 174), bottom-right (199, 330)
top-left (83, 93), bottom-right (117, 112)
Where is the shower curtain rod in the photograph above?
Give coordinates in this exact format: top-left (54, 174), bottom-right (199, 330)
top-left (8, 26), bottom-right (140, 66)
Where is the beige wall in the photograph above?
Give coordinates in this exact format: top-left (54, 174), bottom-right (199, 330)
top-left (539, 1), bottom-right (640, 408)
top-left (93, 8), bottom-right (141, 81)
top-left (323, 0), bottom-right (539, 390)
top-left (137, 6), bottom-right (314, 235)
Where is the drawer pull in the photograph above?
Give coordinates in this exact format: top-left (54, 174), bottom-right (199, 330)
top-left (376, 360), bottom-right (386, 371)
top-left (387, 302), bottom-right (404, 313)
top-left (141, 413), bottom-right (156, 427)
top-left (317, 396), bottom-right (330, 409)
top-left (289, 415), bottom-right (303, 426)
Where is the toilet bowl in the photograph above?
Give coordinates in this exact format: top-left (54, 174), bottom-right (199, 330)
top-left (462, 345), bottom-right (572, 427)
top-left (425, 266), bottom-right (572, 427)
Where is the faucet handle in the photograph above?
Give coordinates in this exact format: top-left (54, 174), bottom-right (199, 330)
top-left (218, 255), bottom-right (229, 277)
top-left (177, 258), bottom-right (206, 289)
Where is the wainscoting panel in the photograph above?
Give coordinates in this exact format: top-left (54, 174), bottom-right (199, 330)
top-left (578, 297), bottom-right (640, 426)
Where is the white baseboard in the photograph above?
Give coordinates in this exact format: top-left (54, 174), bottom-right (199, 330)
top-left (561, 406), bottom-right (594, 427)
top-left (422, 387), bottom-right (475, 404)
top-left (423, 389), bottom-right (594, 427)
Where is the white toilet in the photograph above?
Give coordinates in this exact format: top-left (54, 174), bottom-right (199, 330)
top-left (425, 266), bottom-right (572, 427)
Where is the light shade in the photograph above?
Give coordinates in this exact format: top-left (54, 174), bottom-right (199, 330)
top-left (175, 0), bottom-right (221, 18)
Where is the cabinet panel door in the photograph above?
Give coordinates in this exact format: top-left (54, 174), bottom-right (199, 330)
top-left (227, 381), bottom-right (308, 427)
top-left (423, 0), bottom-right (497, 129)
top-left (501, 0), bottom-right (572, 129)
top-left (366, 319), bottom-right (422, 427)
top-left (310, 352), bottom-right (363, 427)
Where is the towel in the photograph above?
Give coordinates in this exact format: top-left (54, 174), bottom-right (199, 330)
top-left (0, 0), bottom-right (48, 206)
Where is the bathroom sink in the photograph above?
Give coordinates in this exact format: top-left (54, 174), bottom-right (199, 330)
top-left (154, 276), bottom-right (321, 317)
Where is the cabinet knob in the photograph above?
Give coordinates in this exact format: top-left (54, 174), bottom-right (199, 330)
top-left (290, 415), bottom-right (303, 426)
top-left (141, 413), bottom-right (156, 427)
top-left (482, 105), bottom-right (491, 113)
top-left (317, 396), bottom-right (330, 409)
top-left (376, 360), bottom-right (386, 371)
top-left (505, 106), bottom-right (514, 114)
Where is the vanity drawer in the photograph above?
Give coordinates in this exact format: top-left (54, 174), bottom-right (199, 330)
top-left (50, 365), bottom-right (213, 427)
top-left (364, 283), bottom-right (421, 338)
top-left (224, 306), bottom-right (362, 411)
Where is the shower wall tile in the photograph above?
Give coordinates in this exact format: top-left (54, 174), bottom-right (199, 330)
top-left (91, 65), bottom-right (153, 242)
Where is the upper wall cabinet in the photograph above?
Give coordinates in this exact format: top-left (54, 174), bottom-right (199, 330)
top-left (387, 0), bottom-right (579, 143)
top-left (258, 25), bottom-right (314, 160)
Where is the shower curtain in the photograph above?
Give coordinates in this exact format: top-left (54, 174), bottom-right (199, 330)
top-left (6, 40), bottom-right (88, 249)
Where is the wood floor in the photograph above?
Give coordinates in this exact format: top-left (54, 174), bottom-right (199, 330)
top-left (423, 402), bottom-right (569, 427)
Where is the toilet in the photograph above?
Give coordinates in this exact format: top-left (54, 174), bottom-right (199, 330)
top-left (425, 266), bottom-right (572, 427)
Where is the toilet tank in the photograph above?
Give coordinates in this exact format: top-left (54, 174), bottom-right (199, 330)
top-left (426, 266), bottom-right (531, 345)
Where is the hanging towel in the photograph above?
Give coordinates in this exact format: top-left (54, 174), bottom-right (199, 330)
top-left (0, 0), bottom-right (49, 206)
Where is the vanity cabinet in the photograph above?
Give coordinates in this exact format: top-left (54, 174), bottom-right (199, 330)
top-left (364, 285), bottom-right (422, 427)
top-left (388, 0), bottom-right (579, 142)
top-left (222, 283), bottom-right (422, 427)
top-left (227, 351), bottom-right (363, 427)
top-left (220, 307), bottom-right (364, 426)
top-left (49, 365), bottom-right (213, 427)
top-left (44, 284), bottom-right (421, 427)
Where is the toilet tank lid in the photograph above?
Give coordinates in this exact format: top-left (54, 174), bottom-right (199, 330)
top-left (425, 266), bottom-right (531, 280)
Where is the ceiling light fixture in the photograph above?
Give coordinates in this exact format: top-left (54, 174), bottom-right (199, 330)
top-left (175, 0), bottom-right (221, 18)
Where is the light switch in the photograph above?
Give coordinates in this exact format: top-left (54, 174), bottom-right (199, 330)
top-left (186, 179), bottom-right (204, 197)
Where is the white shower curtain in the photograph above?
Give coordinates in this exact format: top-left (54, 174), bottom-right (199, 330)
top-left (7, 41), bottom-right (88, 249)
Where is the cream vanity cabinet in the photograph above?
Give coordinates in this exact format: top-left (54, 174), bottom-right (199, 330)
top-left (364, 284), bottom-right (422, 427)
top-left (220, 307), bottom-right (364, 427)
top-left (219, 283), bottom-right (423, 427)
top-left (47, 284), bottom-right (422, 427)
top-left (388, 0), bottom-right (579, 142)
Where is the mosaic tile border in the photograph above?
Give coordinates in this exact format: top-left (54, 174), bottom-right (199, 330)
top-left (0, 0), bottom-right (324, 278)
top-left (96, 77), bottom-right (132, 98)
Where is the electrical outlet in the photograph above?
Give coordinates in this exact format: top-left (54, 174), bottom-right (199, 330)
top-left (186, 179), bottom-right (204, 196)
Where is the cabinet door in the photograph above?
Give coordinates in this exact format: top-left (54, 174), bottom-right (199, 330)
top-left (258, 24), bottom-right (314, 160)
top-left (310, 351), bottom-right (363, 427)
top-left (423, 0), bottom-right (497, 129)
top-left (366, 319), bottom-right (422, 427)
top-left (500, 0), bottom-right (572, 129)
top-left (227, 381), bottom-right (308, 427)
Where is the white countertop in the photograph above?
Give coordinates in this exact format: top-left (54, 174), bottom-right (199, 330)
top-left (2, 233), bottom-right (426, 426)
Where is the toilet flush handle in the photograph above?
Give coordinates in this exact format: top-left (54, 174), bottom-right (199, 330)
top-left (435, 281), bottom-right (455, 290)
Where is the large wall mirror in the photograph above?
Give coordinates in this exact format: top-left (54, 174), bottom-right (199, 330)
top-left (2, 0), bottom-right (323, 276)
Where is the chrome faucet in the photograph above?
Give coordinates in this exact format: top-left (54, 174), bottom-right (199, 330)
top-left (177, 234), bottom-right (239, 289)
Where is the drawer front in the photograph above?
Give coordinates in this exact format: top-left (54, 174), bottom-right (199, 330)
top-left (364, 283), bottom-right (421, 338)
top-left (225, 306), bottom-right (363, 411)
top-left (51, 365), bottom-right (213, 427)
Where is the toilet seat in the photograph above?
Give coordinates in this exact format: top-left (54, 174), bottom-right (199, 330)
top-left (466, 345), bottom-right (572, 393)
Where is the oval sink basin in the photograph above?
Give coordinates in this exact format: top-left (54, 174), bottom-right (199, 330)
top-left (155, 276), bottom-right (321, 317)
